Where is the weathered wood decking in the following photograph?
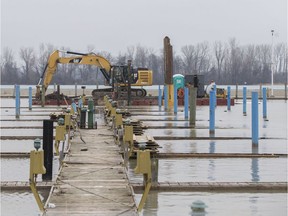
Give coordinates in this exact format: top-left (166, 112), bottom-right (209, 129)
top-left (44, 125), bottom-right (137, 216)
top-left (2, 181), bottom-right (286, 193)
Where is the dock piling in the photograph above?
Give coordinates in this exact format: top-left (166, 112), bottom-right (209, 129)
top-left (41, 85), bottom-right (45, 107)
top-left (262, 87), bottom-right (268, 120)
top-left (184, 87), bottom-right (189, 119)
top-left (164, 85), bottom-right (168, 111)
top-left (158, 85), bottom-right (162, 108)
top-left (209, 90), bottom-right (215, 134)
top-left (243, 86), bottom-right (247, 116)
top-left (88, 99), bottom-right (94, 129)
top-left (252, 92), bottom-right (259, 146)
top-left (227, 86), bottom-right (231, 111)
top-left (174, 86), bottom-right (178, 114)
top-left (214, 84), bottom-right (217, 107)
top-left (28, 86), bottom-right (32, 110)
top-left (189, 87), bottom-right (197, 127)
top-left (235, 83), bottom-right (238, 99)
top-left (15, 85), bottom-right (20, 118)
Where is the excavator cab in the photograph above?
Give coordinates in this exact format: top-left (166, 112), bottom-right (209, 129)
top-left (111, 66), bottom-right (138, 85)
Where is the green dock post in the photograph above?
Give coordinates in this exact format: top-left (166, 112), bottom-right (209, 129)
top-left (88, 99), bottom-right (94, 129)
top-left (189, 87), bottom-right (197, 127)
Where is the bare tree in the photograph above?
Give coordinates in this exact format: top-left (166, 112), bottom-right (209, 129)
top-left (115, 52), bottom-right (127, 65)
top-left (1, 47), bottom-right (19, 84)
top-left (213, 41), bottom-right (227, 81)
top-left (181, 45), bottom-right (195, 74)
top-left (134, 45), bottom-right (148, 67)
top-left (19, 47), bottom-right (37, 84)
top-left (126, 46), bottom-right (135, 61)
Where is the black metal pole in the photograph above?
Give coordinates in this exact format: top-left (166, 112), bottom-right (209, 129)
top-left (57, 85), bottom-right (60, 106)
top-left (80, 108), bottom-right (87, 129)
top-left (42, 120), bottom-right (54, 181)
top-left (127, 60), bottom-right (132, 106)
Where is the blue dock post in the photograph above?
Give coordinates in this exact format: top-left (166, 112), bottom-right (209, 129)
top-left (243, 86), bottom-right (247, 116)
top-left (214, 84), bottom-right (217, 107)
top-left (209, 90), bottom-right (215, 134)
top-left (158, 85), bottom-right (162, 108)
top-left (184, 87), bottom-right (189, 119)
top-left (78, 98), bottom-right (83, 109)
top-left (71, 102), bottom-right (77, 114)
top-left (174, 86), bottom-right (178, 114)
top-left (262, 87), bottom-right (267, 120)
top-left (227, 86), bottom-right (231, 111)
top-left (252, 92), bottom-right (259, 146)
top-left (15, 85), bottom-right (20, 118)
top-left (164, 85), bottom-right (168, 110)
top-left (28, 86), bottom-right (32, 110)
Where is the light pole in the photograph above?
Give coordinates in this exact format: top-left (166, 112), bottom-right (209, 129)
top-left (271, 30), bottom-right (274, 97)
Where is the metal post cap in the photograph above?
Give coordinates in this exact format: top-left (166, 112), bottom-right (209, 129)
top-left (191, 200), bottom-right (208, 212)
top-left (111, 101), bottom-right (117, 107)
top-left (34, 138), bottom-right (41, 151)
top-left (138, 142), bottom-right (147, 150)
top-left (58, 118), bottom-right (65, 125)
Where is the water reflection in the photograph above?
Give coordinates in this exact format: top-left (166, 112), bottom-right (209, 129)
top-left (208, 141), bottom-right (216, 181)
top-left (209, 141), bottom-right (216, 154)
top-left (151, 157), bottom-right (159, 186)
top-left (251, 147), bottom-right (260, 182)
top-left (190, 129), bottom-right (197, 137)
top-left (142, 191), bottom-right (158, 216)
top-left (249, 196), bottom-right (259, 216)
top-left (189, 141), bottom-right (197, 153)
top-left (190, 212), bottom-right (207, 216)
top-left (251, 158), bottom-right (260, 182)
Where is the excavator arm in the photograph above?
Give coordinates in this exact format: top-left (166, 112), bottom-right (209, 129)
top-left (37, 50), bottom-right (112, 94)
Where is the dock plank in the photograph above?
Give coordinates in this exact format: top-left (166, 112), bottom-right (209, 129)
top-left (44, 125), bottom-right (137, 216)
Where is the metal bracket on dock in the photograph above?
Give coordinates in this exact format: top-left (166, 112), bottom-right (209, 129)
top-left (124, 125), bottom-right (134, 158)
top-left (29, 147), bottom-right (46, 212)
top-left (134, 150), bottom-right (152, 212)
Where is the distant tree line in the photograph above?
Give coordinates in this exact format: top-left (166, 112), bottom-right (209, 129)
top-left (1, 38), bottom-right (287, 85)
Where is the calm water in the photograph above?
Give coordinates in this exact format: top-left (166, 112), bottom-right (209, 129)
top-left (0, 98), bottom-right (287, 216)
top-left (134, 192), bottom-right (287, 216)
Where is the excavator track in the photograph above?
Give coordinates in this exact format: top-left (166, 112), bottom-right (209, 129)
top-left (92, 87), bottom-right (147, 104)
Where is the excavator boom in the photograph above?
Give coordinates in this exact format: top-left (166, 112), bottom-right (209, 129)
top-left (38, 50), bottom-right (111, 91)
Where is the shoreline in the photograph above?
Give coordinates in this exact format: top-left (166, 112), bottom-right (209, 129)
top-left (1, 85), bottom-right (287, 99)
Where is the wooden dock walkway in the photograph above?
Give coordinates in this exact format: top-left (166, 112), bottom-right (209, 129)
top-left (44, 125), bottom-right (137, 216)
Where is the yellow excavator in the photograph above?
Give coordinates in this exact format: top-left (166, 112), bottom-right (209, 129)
top-left (36, 50), bottom-right (153, 101)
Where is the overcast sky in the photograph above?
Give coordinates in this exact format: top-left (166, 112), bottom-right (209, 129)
top-left (1, 0), bottom-right (287, 56)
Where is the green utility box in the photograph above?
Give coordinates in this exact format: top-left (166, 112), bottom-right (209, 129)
top-left (173, 74), bottom-right (185, 90)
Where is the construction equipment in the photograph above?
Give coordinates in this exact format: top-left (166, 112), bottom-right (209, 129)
top-left (205, 80), bottom-right (226, 98)
top-left (36, 50), bottom-right (153, 102)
